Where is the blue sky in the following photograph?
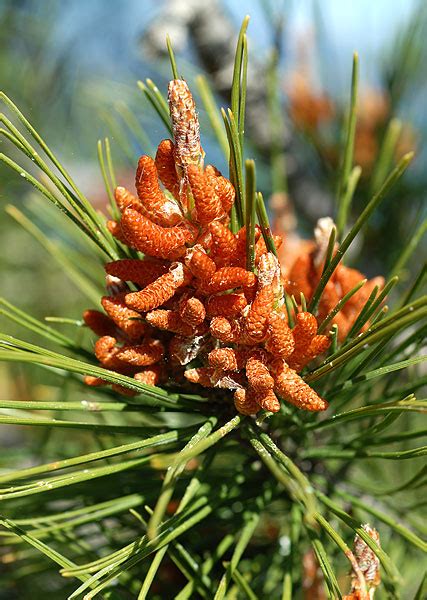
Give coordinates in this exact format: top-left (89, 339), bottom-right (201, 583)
top-left (50, 0), bottom-right (418, 84)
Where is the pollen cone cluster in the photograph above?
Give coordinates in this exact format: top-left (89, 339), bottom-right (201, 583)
top-left (84, 79), bottom-right (331, 414)
top-left (280, 217), bottom-right (384, 340)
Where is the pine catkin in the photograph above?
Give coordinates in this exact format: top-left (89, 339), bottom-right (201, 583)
top-left (272, 359), bottom-right (328, 412)
top-left (116, 339), bottom-right (164, 366)
top-left (105, 259), bottom-right (168, 288)
top-left (246, 352), bottom-right (274, 393)
top-left (184, 245), bottom-right (217, 281)
top-left (155, 139), bottom-right (181, 200)
top-left (233, 388), bottom-right (260, 415)
top-left (83, 310), bottom-right (117, 338)
top-left (179, 296), bottom-right (206, 327)
top-left (120, 207), bottom-right (194, 258)
top-left (125, 263), bottom-right (189, 313)
top-left (208, 347), bottom-right (246, 371)
top-left (187, 164), bottom-right (224, 224)
top-left (205, 293), bottom-right (247, 318)
top-left (265, 311), bottom-right (295, 359)
top-left (101, 294), bottom-right (146, 340)
top-left (135, 154), bottom-right (183, 226)
top-left (114, 186), bottom-right (142, 213)
top-left (204, 267), bottom-right (256, 294)
top-left (209, 220), bottom-right (238, 263)
top-left (244, 285), bottom-right (275, 343)
top-left (146, 309), bottom-right (195, 336)
top-left (205, 164), bottom-right (236, 214)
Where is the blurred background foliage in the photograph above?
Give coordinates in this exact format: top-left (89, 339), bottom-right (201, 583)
top-left (0, 1), bottom-right (426, 597)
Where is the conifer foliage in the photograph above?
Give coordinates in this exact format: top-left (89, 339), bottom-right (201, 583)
top-left (0, 17), bottom-right (426, 600)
